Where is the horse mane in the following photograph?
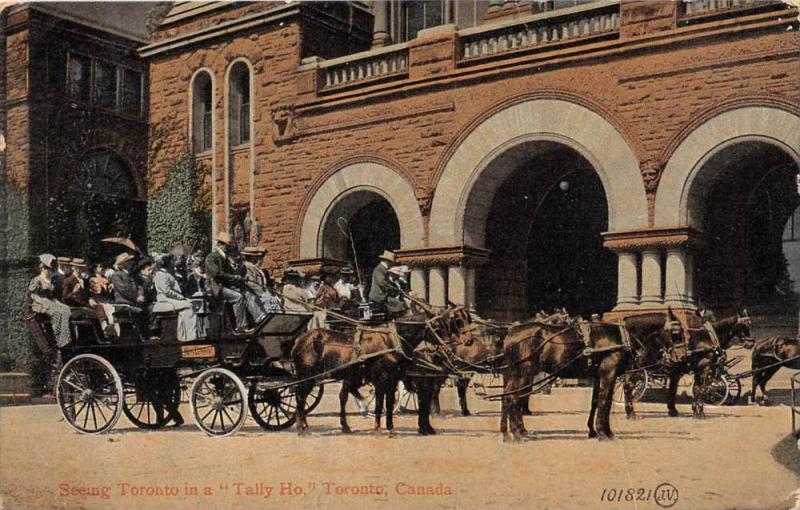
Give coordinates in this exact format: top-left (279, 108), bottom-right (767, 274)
top-left (713, 316), bottom-right (738, 329)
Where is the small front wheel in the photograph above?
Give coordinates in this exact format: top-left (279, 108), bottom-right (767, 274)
top-left (190, 368), bottom-right (248, 437)
top-left (698, 374), bottom-right (730, 406)
top-left (57, 354), bottom-right (123, 434)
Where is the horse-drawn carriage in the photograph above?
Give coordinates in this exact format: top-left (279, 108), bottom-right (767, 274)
top-left (27, 300), bottom-right (319, 437)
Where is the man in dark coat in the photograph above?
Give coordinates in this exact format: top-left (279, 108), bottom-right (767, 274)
top-left (205, 232), bottom-right (265, 332)
top-left (368, 250), bottom-right (406, 316)
top-left (111, 252), bottom-right (149, 336)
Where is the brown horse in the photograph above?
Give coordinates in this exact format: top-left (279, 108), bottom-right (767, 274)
top-left (500, 319), bottom-right (628, 441)
top-left (292, 306), bottom-right (489, 435)
top-left (750, 336), bottom-right (800, 404)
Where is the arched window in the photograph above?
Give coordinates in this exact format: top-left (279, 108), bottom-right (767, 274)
top-left (192, 71), bottom-right (213, 153)
top-left (71, 149), bottom-right (137, 197)
top-left (228, 62), bottom-right (251, 146)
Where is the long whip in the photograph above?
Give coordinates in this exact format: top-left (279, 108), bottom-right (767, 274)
top-left (336, 217), bottom-right (363, 293)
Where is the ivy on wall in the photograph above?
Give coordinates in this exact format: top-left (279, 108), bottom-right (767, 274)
top-left (147, 152), bottom-right (211, 253)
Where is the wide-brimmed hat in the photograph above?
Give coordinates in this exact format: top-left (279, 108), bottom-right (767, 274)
top-left (38, 253), bottom-right (56, 269)
top-left (71, 258), bottom-right (88, 268)
top-left (378, 250), bottom-right (396, 262)
top-left (217, 231), bottom-right (232, 245)
top-left (241, 246), bottom-right (267, 256)
top-left (114, 252), bottom-right (135, 267)
top-left (389, 265), bottom-right (410, 276)
top-left (57, 256), bottom-right (72, 265)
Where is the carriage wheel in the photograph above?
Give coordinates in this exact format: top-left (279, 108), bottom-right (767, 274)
top-left (697, 374), bottom-right (730, 406)
top-left (122, 381), bottom-right (179, 429)
top-left (613, 370), bottom-right (648, 405)
top-left (248, 382), bottom-right (297, 431)
top-left (725, 376), bottom-right (742, 405)
top-left (304, 384), bottom-right (325, 414)
top-left (190, 368), bottom-right (248, 437)
top-left (57, 354), bottom-right (123, 434)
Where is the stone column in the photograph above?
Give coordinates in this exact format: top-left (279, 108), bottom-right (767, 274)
top-left (664, 247), bottom-right (695, 308)
top-left (448, 265), bottom-right (467, 306)
top-left (640, 248), bottom-right (663, 308)
top-left (614, 251), bottom-right (639, 310)
top-left (409, 267), bottom-right (428, 302)
top-left (428, 266), bottom-right (447, 307)
top-left (465, 267), bottom-right (477, 310)
top-left (372, 0), bottom-right (392, 47)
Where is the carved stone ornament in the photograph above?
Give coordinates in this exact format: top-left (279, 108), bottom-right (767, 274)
top-left (271, 104), bottom-right (297, 143)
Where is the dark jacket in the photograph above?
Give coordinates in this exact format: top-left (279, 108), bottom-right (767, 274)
top-left (205, 249), bottom-right (243, 296)
top-left (183, 271), bottom-right (208, 296)
top-left (368, 263), bottom-right (391, 303)
top-left (111, 269), bottom-right (141, 306)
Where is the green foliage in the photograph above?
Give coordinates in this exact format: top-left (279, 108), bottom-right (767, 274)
top-left (147, 152), bottom-right (211, 253)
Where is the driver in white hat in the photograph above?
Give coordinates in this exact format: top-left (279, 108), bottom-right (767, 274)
top-left (368, 250), bottom-right (407, 317)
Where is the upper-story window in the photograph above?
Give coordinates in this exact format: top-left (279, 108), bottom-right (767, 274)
top-left (66, 52), bottom-right (144, 117)
top-left (192, 71), bottom-right (213, 154)
top-left (228, 62), bottom-right (251, 147)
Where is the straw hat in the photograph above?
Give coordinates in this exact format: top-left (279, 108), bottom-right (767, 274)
top-left (71, 258), bottom-right (88, 268)
top-left (57, 256), bottom-right (72, 265)
top-left (241, 246), bottom-right (267, 256)
top-left (217, 231), bottom-right (232, 245)
top-left (378, 250), bottom-right (396, 263)
top-left (389, 265), bottom-right (410, 276)
top-left (114, 252), bottom-right (135, 267)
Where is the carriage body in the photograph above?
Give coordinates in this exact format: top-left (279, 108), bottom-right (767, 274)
top-left (28, 305), bottom-right (314, 436)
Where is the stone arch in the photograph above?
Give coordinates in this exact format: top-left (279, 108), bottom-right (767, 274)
top-left (298, 161), bottom-right (424, 258)
top-left (429, 98), bottom-right (647, 247)
top-left (654, 106), bottom-right (800, 229)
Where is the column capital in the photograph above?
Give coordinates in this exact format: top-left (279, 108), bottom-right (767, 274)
top-left (396, 245), bottom-right (490, 268)
top-left (603, 227), bottom-right (703, 252)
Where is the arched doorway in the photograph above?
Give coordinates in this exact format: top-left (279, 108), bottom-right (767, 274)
top-left (691, 141), bottom-right (800, 335)
top-left (475, 141), bottom-right (616, 320)
top-left (48, 149), bottom-right (146, 259)
top-left (320, 190), bottom-right (401, 293)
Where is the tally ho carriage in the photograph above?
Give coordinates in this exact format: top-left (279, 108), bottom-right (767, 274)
top-left (27, 299), bottom-right (320, 437)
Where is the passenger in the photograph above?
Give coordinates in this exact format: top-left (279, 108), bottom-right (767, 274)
top-left (368, 250), bottom-right (407, 317)
top-left (52, 256), bottom-right (72, 297)
top-left (305, 274), bottom-right (320, 301)
top-left (334, 266), bottom-right (361, 317)
top-left (183, 256), bottom-right (208, 297)
top-left (281, 268), bottom-right (309, 312)
top-left (62, 258), bottom-right (90, 307)
top-left (241, 246), bottom-right (282, 313)
top-left (153, 254), bottom-right (199, 342)
top-left (110, 252), bottom-right (148, 337)
top-left (88, 262), bottom-right (115, 335)
top-left (205, 232), bottom-right (266, 333)
top-left (29, 254), bottom-right (72, 348)
top-left (309, 268), bottom-right (339, 329)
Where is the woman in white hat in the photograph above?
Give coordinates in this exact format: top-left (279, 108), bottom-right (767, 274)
top-left (29, 254), bottom-right (72, 347)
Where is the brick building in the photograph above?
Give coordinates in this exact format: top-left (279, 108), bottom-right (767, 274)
top-left (0, 3), bottom-right (151, 383)
top-left (143, 0), bottom-right (800, 329)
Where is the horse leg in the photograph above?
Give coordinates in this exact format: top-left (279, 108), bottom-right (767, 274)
top-left (623, 374), bottom-right (638, 420)
top-left (339, 378), bottom-right (353, 434)
top-left (295, 382), bottom-right (311, 435)
top-left (430, 380), bottom-right (442, 416)
top-left (587, 375), bottom-right (600, 439)
top-left (416, 378), bottom-right (437, 435)
top-left (373, 385), bottom-right (385, 432)
top-left (500, 372), bottom-right (511, 440)
top-left (521, 394), bottom-right (532, 416)
top-left (692, 359), bottom-right (713, 419)
top-left (595, 354), bottom-right (622, 440)
top-left (666, 372), bottom-right (680, 417)
top-left (457, 377), bottom-right (471, 416)
top-left (758, 365), bottom-right (781, 405)
top-left (385, 379), bottom-right (398, 436)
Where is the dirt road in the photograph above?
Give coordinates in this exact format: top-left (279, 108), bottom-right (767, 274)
top-left (2, 382), bottom-right (798, 510)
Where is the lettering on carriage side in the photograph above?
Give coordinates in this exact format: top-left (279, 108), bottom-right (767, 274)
top-left (395, 482), bottom-right (453, 496)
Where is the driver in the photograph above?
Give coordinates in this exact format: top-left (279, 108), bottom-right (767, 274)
top-left (368, 250), bottom-right (407, 317)
top-left (205, 232), bottom-right (266, 333)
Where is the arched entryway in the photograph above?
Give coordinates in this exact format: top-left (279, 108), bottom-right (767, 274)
top-left (319, 189), bottom-right (401, 290)
top-left (473, 141), bottom-right (616, 320)
top-left (48, 149), bottom-right (146, 258)
top-left (655, 106), bottom-right (800, 335)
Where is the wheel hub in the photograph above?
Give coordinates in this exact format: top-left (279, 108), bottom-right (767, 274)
top-left (211, 395), bottom-right (225, 410)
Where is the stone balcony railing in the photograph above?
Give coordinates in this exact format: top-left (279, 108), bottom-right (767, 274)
top-left (680, 0), bottom-right (787, 20)
top-left (318, 43), bottom-right (410, 92)
top-left (459, 0), bottom-right (620, 62)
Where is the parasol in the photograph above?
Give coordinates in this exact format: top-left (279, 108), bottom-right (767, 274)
top-left (101, 237), bottom-right (143, 255)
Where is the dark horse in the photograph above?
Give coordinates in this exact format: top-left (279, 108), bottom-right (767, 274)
top-left (500, 319), bottom-right (628, 441)
top-left (750, 336), bottom-right (799, 404)
top-left (622, 311), bottom-right (752, 418)
top-left (292, 306), bottom-right (491, 435)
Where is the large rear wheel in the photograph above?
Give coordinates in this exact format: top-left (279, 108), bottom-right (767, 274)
top-left (190, 368), bottom-right (248, 437)
top-left (57, 354), bottom-right (123, 434)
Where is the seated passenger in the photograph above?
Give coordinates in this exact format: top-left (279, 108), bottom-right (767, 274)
top-left (183, 256), bottom-right (208, 297)
top-left (153, 254), bottom-right (199, 342)
top-left (110, 252), bottom-right (149, 337)
top-left (368, 250), bottom-right (407, 317)
top-left (281, 268), bottom-right (309, 312)
top-left (241, 246), bottom-right (282, 312)
top-left (29, 254), bottom-right (72, 348)
top-left (205, 232), bottom-right (266, 333)
top-left (62, 258), bottom-right (91, 307)
top-left (309, 268), bottom-right (339, 330)
top-left (88, 263), bottom-right (115, 336)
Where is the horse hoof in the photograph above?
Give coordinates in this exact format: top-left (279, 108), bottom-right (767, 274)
top-left (588, 430), bottom-right (598, 439)
top-left (387, 430), bottom-right (397, 438)
top-left (598, 433), bottom-right (615, 442)
top-left (668, 409), bottom-right (679, 417)
top-left (522, 409), bottom-right (533, 416)
top-left (341, 426), bottom-right (353, 434)
top-left (462, 409), bottom-right (471, 417)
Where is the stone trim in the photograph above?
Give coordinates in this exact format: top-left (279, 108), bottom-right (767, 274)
top-left (285, 257), bottom-right (346, 276)
top-left (396, 246), bottom-right (491, 268)
top-left (602, 227), bottom-right (703, 251)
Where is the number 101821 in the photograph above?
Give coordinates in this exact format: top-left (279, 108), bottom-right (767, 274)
top-left (600, 487), bottom-right (653, 503)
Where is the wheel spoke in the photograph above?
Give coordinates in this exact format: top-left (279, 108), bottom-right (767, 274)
top-left (90, 402), bottom-right (99, 429)
top-left (95, 401), bottom-right (108, 422)
top-left (222, 407), bottom-right (236, 429)
top-left (200, 406), bottom-right (215, 423)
